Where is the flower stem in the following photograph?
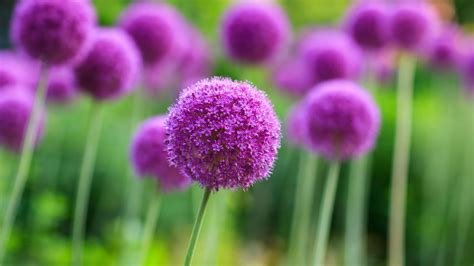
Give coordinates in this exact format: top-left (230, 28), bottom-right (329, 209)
top-left (288, 151), bottom-right (319, 265)
top-left (139, 190), bottom-right (161, 266)
top-left (0, 63), bottom-right (49, 263)
top-left (388, 54), bottom-right (416, 266)
top-left (344, 156), bottom-right (371, 266)
top-left (184, 188), bottom-right (212, 266)
top-left (71, 102), bottom-right (104, 266)
top-left (312, 161), bottom-right (341, 266)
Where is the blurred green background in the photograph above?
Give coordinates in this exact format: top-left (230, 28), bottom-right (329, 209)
top-left (0, 0), bottom-right (473, 265)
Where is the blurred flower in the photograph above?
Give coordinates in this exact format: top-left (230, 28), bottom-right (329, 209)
top-left (74, 28), bottom-right (141, 101)
top-left (46, 67), bottom-right (78, 104)
top-left (303, 80), bottom-right (380, 160)
top-left (11, 0), bottom-right (96, 65)
top-left (299, 29), bottom-right (363, 84)
top-left (221, 2), bottom-right (290, 64)
top-left (459, 39), bottom-right (474, 97)
top-left (272, 56), bottom-right (315, 97)
top-left (344, 2), bottom-right (391, 52)
top-left (130, 115), bottom-right (192, 193)
top-left (374, 49), bottom-right (397, 84)
top-left (0, 88), bottom-right (44, 152)
top-left (0, 51), bottom-right (39, 90)
top-left (426, 25), bottom-right (461, 70)
top-left (389, 2), bottom-right (439, 52)
top-left (166, 77), bottom-right (281, 190)
top-left (285, 102), bottom-right (307, 147)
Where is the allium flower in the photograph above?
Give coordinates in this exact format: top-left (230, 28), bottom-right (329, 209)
top-left (11, 0), bottom-right (96, 65)
top-left (221, 2), bottom-right (290, 64)
top-left (74, 28), bottom-right (141, 101)
top-left (389, 2), bottom-right (439, 51)
top-left (345, 2), bottom-right (390, 51)
top-left (166, 77), bottom-right (281, 190)
top-left (303, 80), bottom-right (380, 160)
top-left (0, 51), bottom-right (39, 89)
top-left (299, 30), bottom-right (362, 84)
top-left (272, 57), bottom-right (315, 97)
top-left (374, 49), bottom-right (396, 84)
top-left (459, 41), bottom-right (474, 96)
top-left (427, 26), bottom-right (461, 70)
top-left (285, 103), bottom-right (307, 146)
top-left (46, 67), bottom-right (78, 104)
top-left (119, 2), bottom-right (188, 66)
top-left (130, 116), bottom-right (192, 192)
top-left (0, 89), bottom-right (44, 152)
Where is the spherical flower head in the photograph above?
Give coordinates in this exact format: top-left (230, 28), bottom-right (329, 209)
top-left (303, 80), bottom-right (381, 160)
top-left (285, 103), bottom-right (307, 147)
top-left (0, 51), bottom-right (39, 90)
top-left (0, 88), bottom-right (45, 152)
top-left (119, 2), bottom-right (188, 66)
top-left (11, 0), bottom-right (96, 65)
top-left (46, 67), bottom-right (78, 104)
top-left (130, 116), bottom-right (192, 193)
top-left (427, 26), bottom-right (461, 70)
top-left (221, 2), bottom-right (290, 64)
top-left (389, 2), bottom-right (439, 51)
top-left (345, 2), bottom-right (390, 51)
top-left (272, 56), bottom-right (315, 97)
top-left (299, 30), bottom-right (363, 84)
top-left (166, 77), bottom-right (281, 191)
top-left (74, 28), bottom-right (141, 101)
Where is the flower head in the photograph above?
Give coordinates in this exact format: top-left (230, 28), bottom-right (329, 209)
top-left (426, 25), bottom-right (461, 70)
top-left (459, 40), bottom-right (474, 97)
top-left (46, 67), bottom-right (78, 104)
top-left (272, 57), bottom-right (315, 97)
top-left (345, 2), bottom-right (390, 51)
top-left (119, 2), bottom-right (188, 66)
top-left (0, 88), bottom-right (44, 152)
top-left (303, 80), bottom-right (380, 160)
top-left (166, 77), bottom-right (281, 190)
top-left (285, 103), bottom-right (307, 147)
top-left (11, 0), bottom-right (96, 65)
top-left (0, 51), bottom-right (39, 89)
top-left (74, 28), bottom-right (141, 101)
top-left (299, 30), bottom-right (362, 84)
top-left (221, 2), bottom-right (290, 64)
top-left (130, 116), bottom-right (192, 193)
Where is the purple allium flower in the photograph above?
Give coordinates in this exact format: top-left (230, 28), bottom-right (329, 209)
top-left (74, 28), bottom-right (141, 101)
top-left (0, 51), bottom-right (39, 90)
top-left (272, 56), bottom-right (315, 97)
top-left (130, 116), bottom-right (192, 193)
top-left (459, 40), bottom-right (474, 96)
top-left (11, 0), bottom-right (96, 65)
top-left (285, 103), bottom-right (307, 146)
top-left (46, 67), bottom-right (78, 104)
top-left (0, 88), bottom-right (44, 152)
top-left (389, 2), bottom-right (439, 51)
top-left (221, 2), bottom-right (290, 64)
top-left (166, 77), bottom-right (281, 190)
top-left (299, 30), bottom-right (363, 84)
top-left (426, 25), bottom-right (461, 70)
top-left (119, 2), bottom-right (188, 67)
top-left (303, 80), bottom-right (380, 160)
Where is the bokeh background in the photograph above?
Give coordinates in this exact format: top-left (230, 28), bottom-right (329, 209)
top-left (0, 0), bottom-right (473, 265)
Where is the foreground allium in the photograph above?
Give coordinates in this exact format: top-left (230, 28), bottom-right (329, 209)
top-left (0, 51), bottom-right (38, 89)
top-left (131, 116), bottom-right (192, 192)
top-left (389, 2), bottom-right (439, 51)
top-left (119, 2), bottom-right (187, 66)
top-left (166, 77), bottom-right (281, 190)
top-left (299, 30), bottom-right (362, 84)
top-left (75, 29), bottom-right (141, 101)
top-left (0, 89), bottom-right (44, 152)
top-left (285, 103), bottom-right (307, 146)
top-left (11, 0), bottom-right (95, 65)
top-left (345, 2), bottom-right (390, 51)
top-left (46, 67), bottom-right (78, 104)
top-left (221, 2), bottom-right (290, 64)
top-left (303, 80), bottom-right (380, 160)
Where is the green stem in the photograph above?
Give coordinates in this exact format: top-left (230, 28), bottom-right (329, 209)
top-left (184, 188), bottom-right (212, 266)
top-left (71, 102), bottom-right (104, 266)
top-left (312, 161), bottom-right (341, 266)
top-left (0, 63), bottom-right (49, 263)
top-left (344, 156), bottom-right (371, 266)
top-left (388, 54), bottom-right (416, 266)
top-left (139, 191), bottom-right (161, 266)
top-left (288, 151), bottom-right (319, 265)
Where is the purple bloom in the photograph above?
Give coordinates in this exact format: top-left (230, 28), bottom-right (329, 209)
top-left (272, 56), bottom-right (315, 97)
top-left (345, 2), bottom-right (390, 51)
top-left (303, 80), bottom-right (380, 160)
top-left (389, 2), bottom-right (439, 51)
top-left (74, 28), bottom-right (141, 101)
top-left (0, 88), bottom-right (44, 152)
top-left (426, 25), bottom-right (461, 70)
top-left (459, 40), bottom-right (474, 96)
top-left (11, 0), bottom-right (96, 65)
top-left (46, 67), bottom-right (78, 104)
top-left (299, 30), bottom-right (362, 84)
top-left (0, 51), bottom-right (39, 90)
top-left (119, 2), bottom-right (188, 67)
top-left (374, 49), bottom-right (396, 84)
top-left (130, 116), bottom-right (192, 193)
top-left (221, 2), bottom-right (290, 64)
top-left (285, 103), bottom-right (307, 147)
top-left (166, 77), bottom-right (281, 190)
